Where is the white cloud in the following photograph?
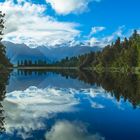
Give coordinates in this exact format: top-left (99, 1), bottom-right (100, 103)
top-left (89, 26), bottom-right (105, 37)
top-left (45, 120), bottom-right (105, 140)
top-left (91, 102), bottom-right (105, 109)
top-left (0, 0), bottom-right (80, 47)
top-left (87, 26), bottom-right (128, 47)
top-left (2, 86), bottom-right (78, 139)
top-left (46, 0), bottom-right (101, 15)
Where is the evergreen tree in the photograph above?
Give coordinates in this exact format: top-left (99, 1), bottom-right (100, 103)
top-left (52, 30), bottom-right (140, 70)
top-left (0, 11), bottom-right (12, 67)
top-left (17, 60), bottom-right (20, 67)
top-left (24, 60), bottom-right (28, 66)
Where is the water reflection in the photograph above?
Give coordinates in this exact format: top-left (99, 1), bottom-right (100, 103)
top-left (2, 86), bottom-right (79, 139)
top-left (11, 69), bottom-right (140, 108)
top-left (45, 120), bottom-right (105, 140)
top-left (0, 70), bottom-right (11, 132)
top-left (2, 86), bottom-right (128, 139)
top-left (0, 69), bottom-right (140, 140)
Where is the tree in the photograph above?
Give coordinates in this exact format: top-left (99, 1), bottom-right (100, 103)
top-left (17, 60), bottom-right (20, 66)
top-left (115, 37), bottom-right (121, 47)
top-left (132, 30), bottom-right (138, 39)
top-left (24, 60), bottom-right (28, 66)
top-left (122, 37), bottom-right (129, 48)
top-left (34, 60), bottom-right (37, 66)
top-left (20, 60), bottom-right (24, 66)
top-left (0, 11), bottom-right (5, 56)
top-left (0, 11), bottom-right (12, 67)
top-left (28, 60), bottom-right (32, 66)
top-left (0, 11), bottom-right (5, 41)
top-left (51, 30), bottom-right (140, 70)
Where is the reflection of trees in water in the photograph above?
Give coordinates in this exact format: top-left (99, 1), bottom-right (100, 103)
top-left (18, 69), bottom-right (54, 76)
top-left (17, 69), bottom-right (140, 108)
top-left (69, 70), bottom-right (140, 108)
top-left (43, 69), bottom-right (140, 108)
top-left (0, 70), bottom-right (11, 132)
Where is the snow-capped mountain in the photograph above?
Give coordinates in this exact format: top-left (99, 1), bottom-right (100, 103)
top-left (3, 41), bottom-right (101, 64)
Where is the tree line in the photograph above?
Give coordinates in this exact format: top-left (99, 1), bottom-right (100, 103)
top-left (17, 59), bottom-right (50, 67)
top-left (16, 30), bottom-right (140, 70)
top-left (52, 30), bottom-right (140, 70)
top-left (58, 69), bottom-right (140, 108)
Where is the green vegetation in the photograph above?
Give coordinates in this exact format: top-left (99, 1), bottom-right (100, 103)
top-left (17, 59), bottom-right (50, 67)
top-left (0, 11), bottom-right (12, 68)
top-left (17, 68), bottom-right (140, 108)
top-left (0, 11), bottom-right (12, 131)
top-left (52, 30), bottom-right (140, 72)
top-left (0, 68), bottom-right (11, 131)
top-left (16, 30), bottom-right (140, 73)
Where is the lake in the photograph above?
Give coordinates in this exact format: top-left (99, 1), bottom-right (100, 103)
top-left (0, 69), bottom-right (140, 140)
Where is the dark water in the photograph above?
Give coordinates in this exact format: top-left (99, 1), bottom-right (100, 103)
top-left (0, 69), bottom-right (140, 140)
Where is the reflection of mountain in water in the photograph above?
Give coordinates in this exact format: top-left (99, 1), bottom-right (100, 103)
top-left (43, 69), bottom-right (140, 108)
top-left (7, 69), bottom-right (92, 92)
top-left (2, 83), bottom-right (133, 139)
top-left (6, 69), bottom-right (140, 108)
top-left (1, 69), bottom-right (140, 140)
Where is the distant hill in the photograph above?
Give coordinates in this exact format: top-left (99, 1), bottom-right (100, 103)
top-left (3, 42), bottom-right (48, 64)
top-left (3, 41), bottom-right (101, 64)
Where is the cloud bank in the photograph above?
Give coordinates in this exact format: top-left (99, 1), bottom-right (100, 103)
top-left (0, 0), bottom-right (129, 48)
top-left (0, 0), bottom-right (80, 47)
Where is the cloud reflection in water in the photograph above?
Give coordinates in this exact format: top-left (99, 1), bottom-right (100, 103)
top-left (1, 85), bottom-right (126, 139)
top-left (2, 86), bottom-right (79, 139)
top-left (45, 120), bottom-right (105, 140)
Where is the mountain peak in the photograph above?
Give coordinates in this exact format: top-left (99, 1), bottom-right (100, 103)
top-left (3, 41), bottom-right (101, 64)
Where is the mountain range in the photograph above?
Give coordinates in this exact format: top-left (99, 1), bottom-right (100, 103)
top-left (3, 41), bottom-right (101, 64)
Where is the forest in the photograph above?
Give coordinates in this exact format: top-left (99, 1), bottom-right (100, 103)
top-left (51, 30), bottom-right (140, 71)
top-left (17, 59), bottom-right (50, 67)
top-left (1, 8), bottom-right (140, 72)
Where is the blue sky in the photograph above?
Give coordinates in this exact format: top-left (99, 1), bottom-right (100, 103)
top-left (0, 0), bottom-right (140, 47)
top-left (47, 0), bottom-right (140, 34)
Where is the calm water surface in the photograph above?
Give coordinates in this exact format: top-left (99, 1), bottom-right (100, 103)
top-left (0, 69), bottom-right (140, 140)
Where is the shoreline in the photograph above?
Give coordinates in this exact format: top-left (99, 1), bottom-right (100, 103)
top-left (8, 66), bottom-right (140, 73)
top-left (0, 66), bottom-right (140, 74)
top-left (10, 66), bottom-right (78, 70)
